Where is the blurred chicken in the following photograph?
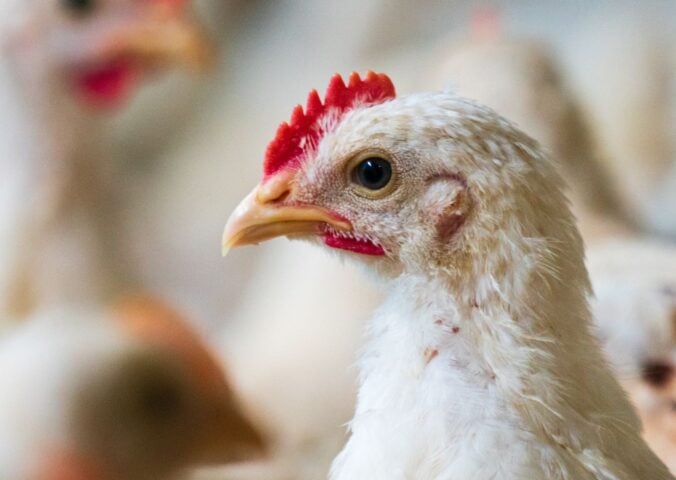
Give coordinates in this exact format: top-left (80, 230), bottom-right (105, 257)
top-left (588, 240), bottom-right (676, 472)
top-left (0, 296), bottom-right (264, 480)
top-left (428, 11), bottom-right (631, 242)
top-left (0, 0), bottom-right (212, 322)
top-left (567, 10), bottom-right (675, 238)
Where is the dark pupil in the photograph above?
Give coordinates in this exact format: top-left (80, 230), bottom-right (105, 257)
top-left (355, 157), bottom-right (392, 190)
top-left (62, 0), bottom-right (95, 14)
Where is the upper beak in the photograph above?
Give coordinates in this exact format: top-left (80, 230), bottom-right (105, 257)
top-left (222, 172), bottom-right (352, 256)
top-left (104, 9), bottom-right (214, 71)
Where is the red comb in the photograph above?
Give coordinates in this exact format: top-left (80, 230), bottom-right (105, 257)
top-left (263, 71), bottom-right (396, 178)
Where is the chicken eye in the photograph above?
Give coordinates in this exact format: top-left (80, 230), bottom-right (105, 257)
top-left (352, 157), bottom-right (392, 191)
top-left (641, 361), bottom-right (673, 388)
top-left (61, 0), bottom-right (96, 16)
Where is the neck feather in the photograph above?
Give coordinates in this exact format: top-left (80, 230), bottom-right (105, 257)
top-left (358, 239), bottom-right (640, 450)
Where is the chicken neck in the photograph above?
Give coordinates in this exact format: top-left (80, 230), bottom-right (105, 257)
top-left (0, 57), bottom-right (121, 320)
top-left (332, 244), bottom-right (654, 479)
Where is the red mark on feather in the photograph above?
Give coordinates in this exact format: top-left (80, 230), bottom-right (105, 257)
top-left (424, 348), bottom-right (439, 365)
top-left (263, 71), bottom-right (396, 178)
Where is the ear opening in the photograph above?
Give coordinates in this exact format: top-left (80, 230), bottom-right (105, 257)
top-left (421, 174), bottom-right (472, 242)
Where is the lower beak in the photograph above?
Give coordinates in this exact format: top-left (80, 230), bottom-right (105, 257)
top-left (222, 183), bottom-right (352, 256)
top-left (104, 16), bottom-right (213, 71)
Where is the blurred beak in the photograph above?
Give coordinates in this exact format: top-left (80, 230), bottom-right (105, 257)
top-left (222, 172), bottom-right (352, 256)
top-left (103, 9), bottom-right (213, 71)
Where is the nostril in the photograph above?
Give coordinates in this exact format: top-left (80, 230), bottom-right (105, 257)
top-left (274, 190), bottom-right (290, 204)
top-left (256, 170), bottom-right (296, 205)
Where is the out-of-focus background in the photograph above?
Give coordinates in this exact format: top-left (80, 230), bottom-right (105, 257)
top-left (0, 1), bottom-right (674, 479)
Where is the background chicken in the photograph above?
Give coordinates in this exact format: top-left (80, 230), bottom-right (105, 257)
top-left (0, 0), bottom-right (212, 321)
top-left (568, 11), bottom-right (676, 239)
top-left (588, 240), bottom-right (676, 472)
top-left (427, 17), bottom-right (631, 242)
top-left (0, 297), bottom-right (264, 480)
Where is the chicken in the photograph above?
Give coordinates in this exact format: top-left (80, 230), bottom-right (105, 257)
top-left (223, 72), bottom-right (671, 479)
top-left (567, 11), bottom-right (675, 238)
top-left (0, 0), bottom-right (212, 321)
top-left (0, 297), bottom-right (264, 480)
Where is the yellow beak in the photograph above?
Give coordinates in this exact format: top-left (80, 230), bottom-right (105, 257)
top-left (222, 172), bottom-right (352, 256)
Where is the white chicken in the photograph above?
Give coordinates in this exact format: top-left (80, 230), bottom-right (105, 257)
top-left (0, 297), bottom-right (265, 480)
top-left (223, 72), bottom-right (672, 479)
top-left (0, 0), bottom-right (211, 321)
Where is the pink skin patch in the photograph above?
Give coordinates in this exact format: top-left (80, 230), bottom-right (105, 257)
top-left (323, 231), bottom-right (386, 256)
top-left (74, 58), bottom-right (140, 109)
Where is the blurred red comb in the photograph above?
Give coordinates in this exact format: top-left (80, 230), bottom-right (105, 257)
top-left (263, 71), bottom-right (396, 178)
top-left (470, 6), bottom-right (502, 42)
top-left (149, 0), bottom-right (187, 9)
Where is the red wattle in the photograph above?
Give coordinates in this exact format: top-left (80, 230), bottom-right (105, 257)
top-left (75, 59), bottom-right (138, 109)
top-left (323, 233), bottom-right (385, 256)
